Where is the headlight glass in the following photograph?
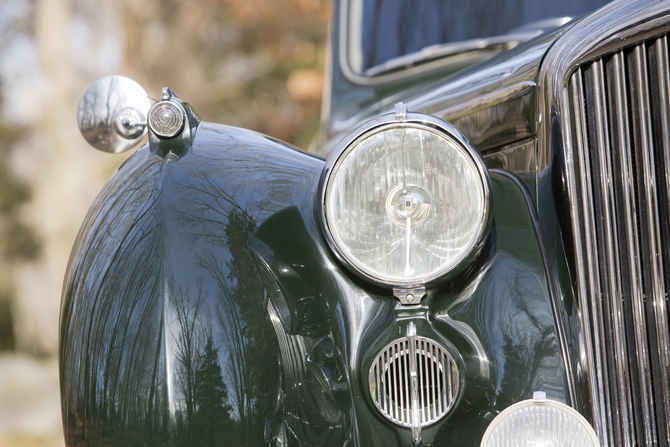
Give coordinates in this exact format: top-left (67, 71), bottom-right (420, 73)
top-left (480, 394), bottom-right (599, 447)
top-left (321, 115), bottom-right (490, 287)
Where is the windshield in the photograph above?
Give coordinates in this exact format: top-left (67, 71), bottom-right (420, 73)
top-left (347, 0), bottom-right (612, 75)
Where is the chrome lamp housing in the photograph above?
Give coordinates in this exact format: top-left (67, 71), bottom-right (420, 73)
top-left (319, 105), bottom-right (492, 289)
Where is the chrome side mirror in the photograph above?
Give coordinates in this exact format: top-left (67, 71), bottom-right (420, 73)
top-left (77, 75), bottom-right (150, 153)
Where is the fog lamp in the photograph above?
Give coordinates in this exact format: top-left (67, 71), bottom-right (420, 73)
top-left (319, 105), bottom-right (491, 287)
top-left (480, 392), bottom-right (599, 447)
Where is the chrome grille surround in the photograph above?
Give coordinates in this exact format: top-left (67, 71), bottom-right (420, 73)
top-left (368, 333), bottom-right (459, 428)
top-left (538, 2), bottom-right (670, 446)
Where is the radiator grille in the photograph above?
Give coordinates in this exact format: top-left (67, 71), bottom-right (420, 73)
top-left (368, 336), bottom-right (458, 427)
top-left (567, 34), bottom-right (670, 446)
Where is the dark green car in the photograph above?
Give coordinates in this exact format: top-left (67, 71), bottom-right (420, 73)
top-left (62, 0), bottom-right (670, 445)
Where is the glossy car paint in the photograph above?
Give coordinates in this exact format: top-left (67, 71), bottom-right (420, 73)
top-left (61, 91), bottom-right (568, 446)
top-left (317, 0), bottom-right (570, 158)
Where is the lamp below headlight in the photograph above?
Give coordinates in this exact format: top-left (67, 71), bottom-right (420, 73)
top-left (319, 106), bottom-right (491, 288)
top-left (480, 392), bottom-right (599, 446)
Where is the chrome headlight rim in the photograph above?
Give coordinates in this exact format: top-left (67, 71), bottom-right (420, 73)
top-left (318, 111), bottom-right (492, 289)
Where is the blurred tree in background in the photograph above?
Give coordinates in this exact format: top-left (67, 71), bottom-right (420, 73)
top-left (0, 0), bottom-right (330, 356)
top-left (121, 0), bottom-right (329, 147)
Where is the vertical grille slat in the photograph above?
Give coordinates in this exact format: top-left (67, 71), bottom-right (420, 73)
top-left (391, 344), bottom-right (397, 421)
top-left (403, 340), bottom-right (412, 425)
top-left (399, 342), bottom-right (404, 424)
top-left (377, 356), bottom-right (382, 412)
top-left (608, 49), bottom-right (651, 447)
top-left (628, 43), bottom-right (662, 446)
top-left (393, 343), bottom-right (399, 423)
top-left (646, 36), bottom-right (670, 447)
top-left (438, 348), bottom-right (444, 416)
top-left (421, 340), bottom-right (428, 424)
top-left (383, 351), bottom-right (388, 415)
top-left (585, 58), bottom-right (633, 447)
top-left (567, 68), bottom-right (608, 443)
top-left (581, 62), bottom-right (617, 446)
top-left (428, 345), bottom-right (438, 418)
top-left (387, 351), bottom-right (391, 414)
top-left (604, 52), bottom-right (639, 447)
top-left (567, 33), bottom-right (670, 447)
top-left (447, 350), bottom-right (453, 403)
top-left (369, 335), bottom-right (458, 428)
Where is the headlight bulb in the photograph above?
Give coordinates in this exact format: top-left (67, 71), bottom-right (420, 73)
top-left (386, 185), bottom-right (431, 277)
top-left (386, 185), bottom-right (431, 228)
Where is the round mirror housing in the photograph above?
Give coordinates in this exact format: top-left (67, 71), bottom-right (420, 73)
top-left (77, 75), bottom-right (150, 153)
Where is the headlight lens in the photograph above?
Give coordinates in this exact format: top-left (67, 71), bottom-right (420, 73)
top-left (320, 112), bottom-right (491, 287)
top-left (480, 394), bottom-right (599, 446)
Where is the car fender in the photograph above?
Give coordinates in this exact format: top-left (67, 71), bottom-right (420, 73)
top-left (60, 120), bottom-right (569, 446)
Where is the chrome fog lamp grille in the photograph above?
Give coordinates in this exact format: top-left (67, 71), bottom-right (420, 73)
top-left (369, 332), bottom-right (458, 428)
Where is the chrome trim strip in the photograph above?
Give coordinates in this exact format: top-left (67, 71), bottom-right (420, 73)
top-left (420, 340), bottom-right (427, 423)
top-left (447, 349), bottom-right (453, 403)
top-left (572, 69), bottom-right (611, 444)
top-left (632, 39), bottom-right (670, 443)
top-left (407, 324), bottom-right (421, 445)
top-left (437, 348), bottom-right (443, 416)
top-left (628, 44), bottom-right (659, 445)
top-left (392, 343), bottom-right (399, 421)
top-left (404, 341), bottom-right (410, 424)
top-left (430, 344), bottom-right (437, 421)
top-left (384, 354), bottom-right (388, 415)
top-left (590, 57), bottom-right (634, 447)
top-left (398, 342), bottom-right (404, 422)
top-left (569, 71), bottom-right (604, 432)
top-left (610, 49), bottom-right (654, 446)
top-left (375, 357), bottom-right (381, 412)
top-left (653, 36), bottom-right (670, 444)
top-left (559, 69), bottom-right (602, 437)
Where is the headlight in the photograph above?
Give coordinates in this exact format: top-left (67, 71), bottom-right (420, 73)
top-left (480, 392), bottom-right (599, 446)
top-left (319, 104), bottom-right (491, 288)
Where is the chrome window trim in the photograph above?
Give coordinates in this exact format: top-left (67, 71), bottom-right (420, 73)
top-left (336, 0), bottom-right (530, 86)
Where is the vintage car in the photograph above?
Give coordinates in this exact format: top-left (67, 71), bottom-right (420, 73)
top-left (60, 0), bottom-right (670, 445)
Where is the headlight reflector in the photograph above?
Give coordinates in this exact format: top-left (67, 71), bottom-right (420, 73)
top-left (320, 112), bottom-right (491, 287)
